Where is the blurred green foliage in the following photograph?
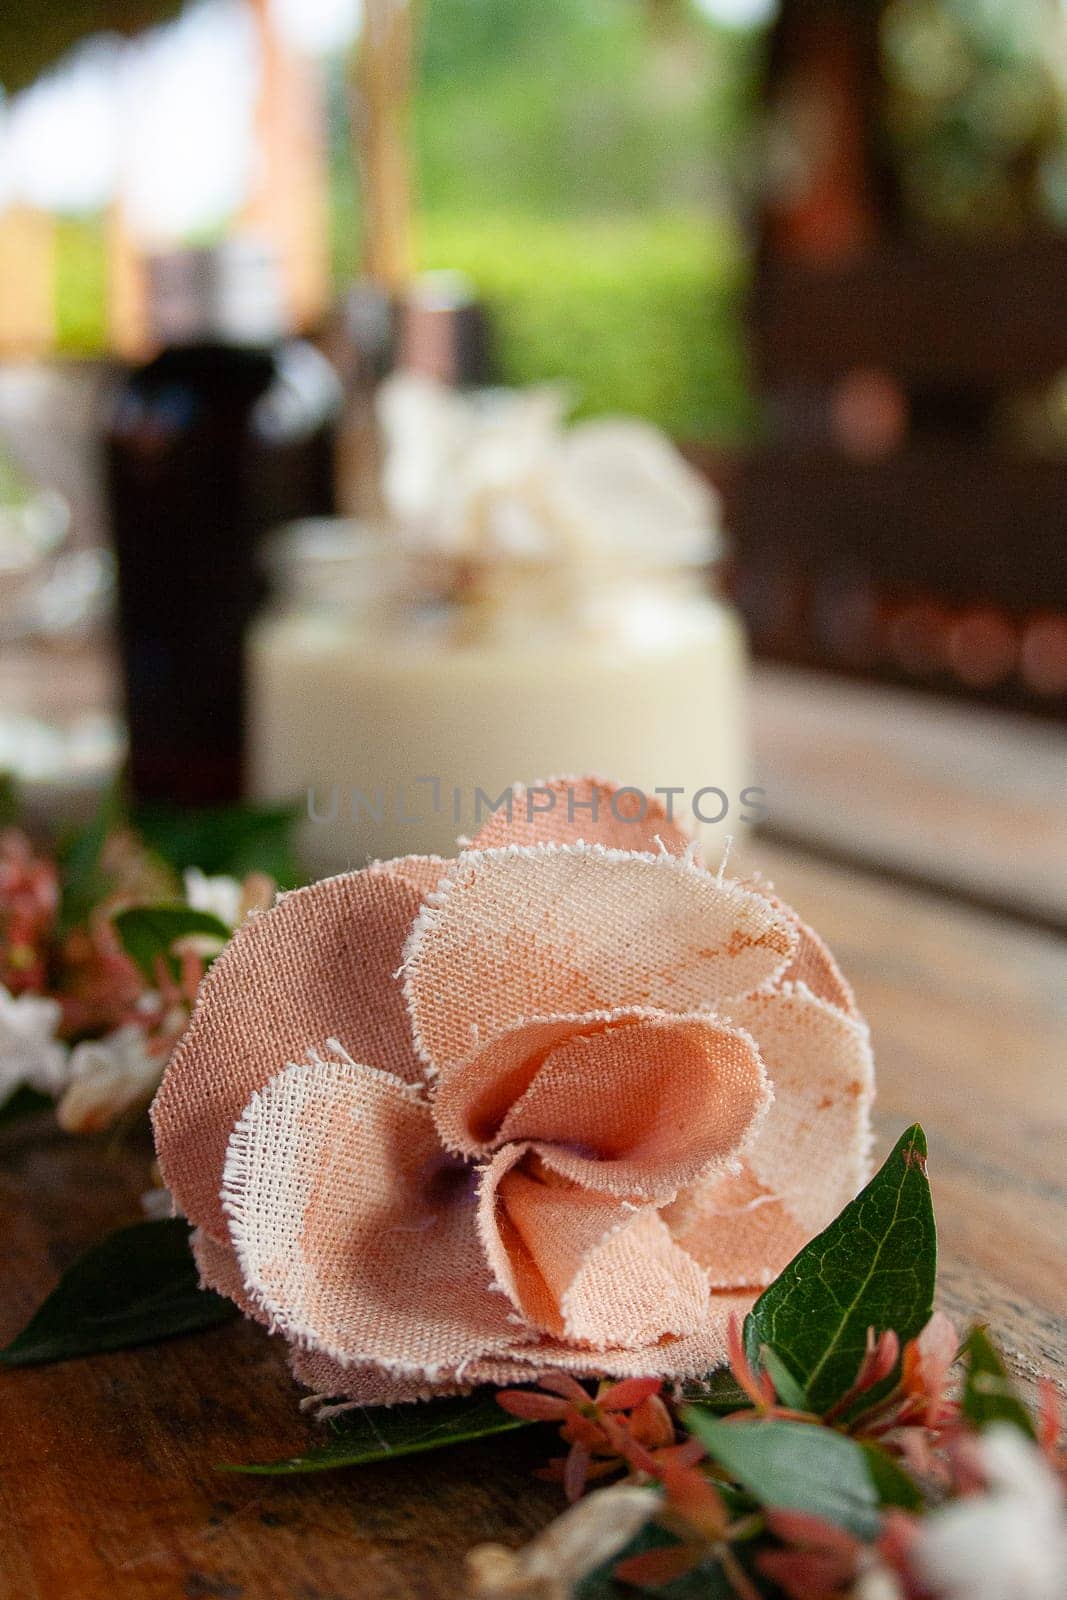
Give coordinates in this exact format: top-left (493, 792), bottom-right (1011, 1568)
top-left (415, 0), bottom-right (738, 215)
top-left (54, 0), bottom-right (767, 441)
top-left (366, 0), bottom-right (765, 439)
top-left (55, 219), bottom-right (109, 352)
top-left (882, 0), bottom-right (1067, 232)
top-left (420, 210), bottom-right (756, 441)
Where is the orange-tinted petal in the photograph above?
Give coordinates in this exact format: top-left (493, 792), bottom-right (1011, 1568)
top-left (472, 1290), bottom-right (754, 1384)
top-left (190, 1225), bottom-right (268, 1322)
top-left (289, 1345), bottom-right (475, 1406)
top-left (430, 1013), bottom-right (602, 1154)
top-left (430, 1009), bottom-right (768, 1201)
top-left (213, 1221), bottom-right (481, 1404)
top-left (468, 776), bottom-right (693, 857)
top-left (387, 854), bottom-right (452, 897)
top-left (223, 1056), bottom-right (528, 1374)
top-left (745, 883), bottom-right (857, 1015)
top-left (727, 986), bottom-right (873, 1227)
top-left (663, 1166), bottom-right (810, 1290)
top-left (286, 1292), bottom-right (759, 1400)
top-left (782, 916), bottom-right (856, 1015)
top-left (666, 986), bottom-right (874, 1285)
top-left (152, 859), bottom-right (434, 1241)
top-left (405, 845), bottom-right (795, 1076)
top-left (478, 1148), bottom-right (709, 1346)
top-left (499, 1012), bottom-right (768, 1200)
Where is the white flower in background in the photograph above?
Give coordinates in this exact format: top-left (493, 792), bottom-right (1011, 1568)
top-left (377, 375), bottom-right (719, 570)
top-left (551, 417), bottom-right (718, 567)
top-left (467, 1484), bottom-right (659, 1600)
top-left (913, 1425), bottom-right (1067, 1600)
top-left (123, 0), bottom-right (260, 242)
top-left (56, 1024), bottom-right (162, 1135)
top-left (140, 1184), bottom-right (174, 1221)
top-left (0, 986), bottom-right (69, 1101)
top-left (183, 868), bottom-right (244, 929)
top-left (853, 1569), bottom-right (905, 1600)
top-left (378, 374), bottom-right (565, 558)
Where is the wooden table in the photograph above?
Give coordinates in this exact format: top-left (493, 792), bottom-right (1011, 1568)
top-left (2, 671), bottom-right (1065, 1599)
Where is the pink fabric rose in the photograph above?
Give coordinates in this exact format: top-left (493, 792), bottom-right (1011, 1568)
top-left (152, 778), bottom-right (873, 1405)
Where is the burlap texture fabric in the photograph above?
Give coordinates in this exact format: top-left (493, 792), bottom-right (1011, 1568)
top-left (152, 777), bottom-right (874, 1405)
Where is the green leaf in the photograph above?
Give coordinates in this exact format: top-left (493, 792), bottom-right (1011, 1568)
top-left (0, 771), bottom-right (18, 828)
top-left (858, 1440), bottom-right (925, 1512)
top-left (0, 1219), bottom-right (236, 1366)
top-left (679, 1368), bottom-right (752, 1413)
top-left (684, 1415), bottom-right (920, 1540)
top-left (961, 1326), bottom-right (1037, 1440)
top-left (0, 1084), bottom-right (53, 1126)
top-left (222, 1391), bottom-right (533, 1475)
top-left (745, 1124), bottom-right (936, 1414)
top-left (133, 801), bottom-right (301, 888)
top-left (113, 903), bottom-right (231, 982)
top-left (56, 779), bottom-right (124, 931)
top-left (759, 1345), bottom-right (809, 1411)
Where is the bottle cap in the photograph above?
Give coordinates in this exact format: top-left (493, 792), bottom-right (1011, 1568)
top-left (146, 238), bottom-right (287, 347)
top-left (396, 271), bottom-right (492, 387)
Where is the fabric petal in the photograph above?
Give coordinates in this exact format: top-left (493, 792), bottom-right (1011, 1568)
top-left (223, 1056), bottom-right (528, 1373)
top-left (433, 1009), bottom-right (768, 1201)
top-left (562, 1208), bottom-right (709, 1349)
top-left (190, 1225), bottom-right (268, 1323)
top-left (772, 894), bottom-right (857, 1016)
top-left (477, 1148), bottom-right (708, 1347)
top-left (288, 1293), bottom-right (756, 1397)
top-left (493, 1290), bottom-right (754, 1381)
top-left (728, 986), bottom-right (873, 1226)
top-left (152, 860), bottom-right (433, 1242)
top-left (386, 854), bottom-right (452, 898)
top-left (198, 1228), bottom-right (463, 1393)
top-left (431, 1013), bottom-right (595, 1154)
top-left (467, 776), bottom-right (693, 857)
top-left (666, 985), bottom-right (874, 1285)
top-left (289, 1346), bottom-right (476, 1407)
top-left (405, 845), bottom-right (796, 1076)
top-left (662, 1167), bottom-right (811, 1290)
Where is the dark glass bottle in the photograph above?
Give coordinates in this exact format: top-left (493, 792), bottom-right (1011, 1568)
top-left (105, 242), bottom-right (341, 807)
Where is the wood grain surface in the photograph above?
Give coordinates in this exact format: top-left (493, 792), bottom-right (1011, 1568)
top-left (743, 842), bottom-right (1067, 1390)
top-left (751, 665), bottom-right (1067, 928)
top-left (2, 835), bottom-right (1064, 1600)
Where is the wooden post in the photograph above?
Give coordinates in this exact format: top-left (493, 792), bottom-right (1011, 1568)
top-left (0, 205), bottom-right (57, 357)
top-left (352, 0), bottom-right (415, 293)
top-left (106, 200), bottom-right (150, 359)
top-left (242, 0), bottom-right (332, 330)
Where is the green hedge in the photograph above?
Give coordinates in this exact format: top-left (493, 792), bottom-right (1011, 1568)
top-left (420, 209), bottom-right (755, 441)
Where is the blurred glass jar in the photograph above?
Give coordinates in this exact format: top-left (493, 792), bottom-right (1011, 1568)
top-left (247, 518), bottom-right (751, 873)
top-left (0, 450), bottom-right (73, 642)
top-left (0, 441), bottom-right (122, 821)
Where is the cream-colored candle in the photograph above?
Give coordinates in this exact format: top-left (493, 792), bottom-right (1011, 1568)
top-left (248, 557), bottom-right (750, 872)
top-left (247, 381), bottom-right (755, 872)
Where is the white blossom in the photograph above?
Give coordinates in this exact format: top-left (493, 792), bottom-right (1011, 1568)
top-left (467, 1484), bottom-right (659, 1600)
top-left (853, 1566), bottom-right (906, 1600)
top-left (56, 1024), bottom-right (163, 1134)
top-left (183, 867), bottom-right (244, 929)
top-left (0, 985), bottom-right (69, 1101)
top-left (140, 1184), bottom-right (174, 1221)
top-left (913, 1425), bottom-right (1067, 1600)
top-left (377, 375), bottom-right (719, 570)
